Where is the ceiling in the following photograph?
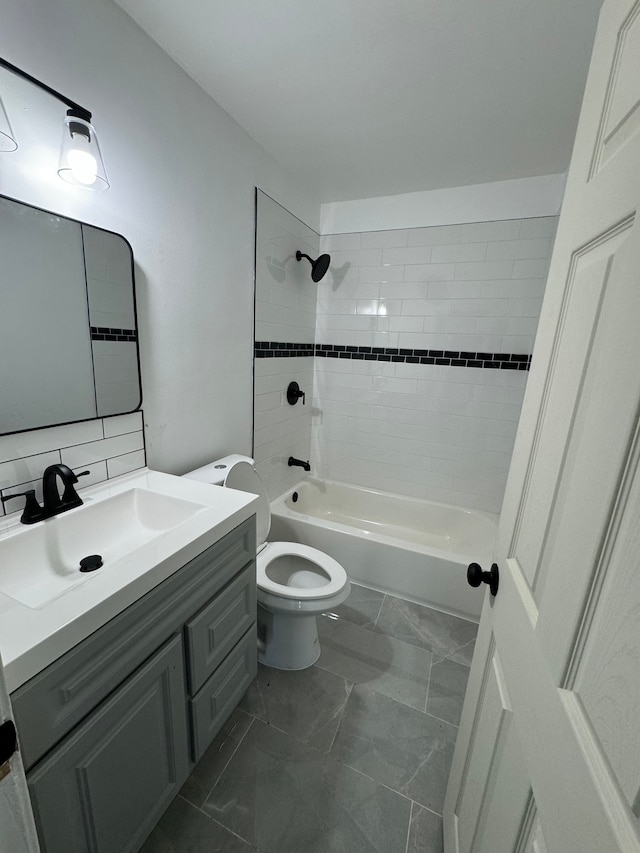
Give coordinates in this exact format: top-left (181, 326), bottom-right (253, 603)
top-left (115, 0), bottom-right (603, 204)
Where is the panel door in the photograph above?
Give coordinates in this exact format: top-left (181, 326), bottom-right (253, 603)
top-left (444, 1), bottom-right (640, 850)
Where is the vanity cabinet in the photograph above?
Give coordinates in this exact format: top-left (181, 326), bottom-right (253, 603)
top-left (10, 516), bottom-right (257, 853)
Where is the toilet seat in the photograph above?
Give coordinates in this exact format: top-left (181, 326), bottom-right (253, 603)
top-left (257, 541), bottom-right (348, 600)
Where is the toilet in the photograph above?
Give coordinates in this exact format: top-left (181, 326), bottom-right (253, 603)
top-left (183, 455), bottom-right (350, 670)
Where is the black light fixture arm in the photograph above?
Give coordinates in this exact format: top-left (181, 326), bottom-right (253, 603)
top-left (0, 56), bottom-right (92, 122)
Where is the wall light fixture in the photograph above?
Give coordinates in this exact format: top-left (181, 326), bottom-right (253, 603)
top-left (0, 57), bottom-right (109, 191)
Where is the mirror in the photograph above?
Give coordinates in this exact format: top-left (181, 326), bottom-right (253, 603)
top-left (0, 195), bottom-right (141, 435)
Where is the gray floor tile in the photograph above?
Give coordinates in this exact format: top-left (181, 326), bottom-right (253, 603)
top-left (203, 718), bottom-right (412, 853)
top-left (317, 615), bottom-right (431, 711)
top-left (180, 708), bottom-right (254, 808)
top-left (407, 804), bottom-right (444, 853)
top-left (239, 663), bottom-right (352, 752)
top-left (374, 596), bottom-right (478, 665)
top-left (323, 583), bottom-right (385, 629)
top-left (426, 657), bottom-right (471, 726)
top-left (330, 685), bottom-right (457, 814)
top-left (141, 795), bottom-right (256, 852)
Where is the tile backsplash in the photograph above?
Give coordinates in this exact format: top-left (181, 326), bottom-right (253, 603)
top-left (0, 411), bottom-right (145, 517)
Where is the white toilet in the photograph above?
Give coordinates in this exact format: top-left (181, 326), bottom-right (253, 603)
top-left (183, 455), bottom-right (350, 670)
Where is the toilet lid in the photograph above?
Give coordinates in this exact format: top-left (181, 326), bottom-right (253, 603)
top-left (224, 461), bottom-right (270, 546)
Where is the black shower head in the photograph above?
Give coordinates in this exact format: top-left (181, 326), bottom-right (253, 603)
top-left (296, 250), bottom-right (331, 282)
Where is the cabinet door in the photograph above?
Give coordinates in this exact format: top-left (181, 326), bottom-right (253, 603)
top-left (28, 635), bottom-right (188, 853)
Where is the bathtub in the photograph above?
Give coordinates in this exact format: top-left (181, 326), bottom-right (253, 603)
top-left (269, 478), bottom-right (498, 621)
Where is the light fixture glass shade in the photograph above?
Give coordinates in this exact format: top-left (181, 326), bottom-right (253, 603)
top-left (58, 115), bottom-right (109, 190)
top-left (0, 93), bottom-right (17, 152)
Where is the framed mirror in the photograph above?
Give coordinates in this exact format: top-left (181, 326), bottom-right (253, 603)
top-left (0, 195), bottom-right (142, 435)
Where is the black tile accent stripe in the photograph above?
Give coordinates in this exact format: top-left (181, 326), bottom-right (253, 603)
top-left (91, 326), bottom-right (138, 342)
top-left (254, 341), bottom-right (531, 370)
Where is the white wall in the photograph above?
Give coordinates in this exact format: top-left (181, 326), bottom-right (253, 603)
top-left (0, 0), bottom-right (319, 478)
top-left (320, 174), bottom-right (565, 234)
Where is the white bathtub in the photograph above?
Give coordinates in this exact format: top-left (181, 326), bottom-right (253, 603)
top-left (269, 478), bottom-right (498, 621)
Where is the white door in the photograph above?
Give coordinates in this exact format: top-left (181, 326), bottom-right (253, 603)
top-left (444, 1), bottom-right (640, 851)
top-left (0, 653), bottom-right (39, 853)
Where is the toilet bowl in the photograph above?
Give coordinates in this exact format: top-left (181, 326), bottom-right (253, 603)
top-left (183, 455), bottom-right (350, 670)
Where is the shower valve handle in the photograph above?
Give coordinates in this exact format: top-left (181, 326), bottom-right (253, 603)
top-left (287, 381), bottom-right (306, 405)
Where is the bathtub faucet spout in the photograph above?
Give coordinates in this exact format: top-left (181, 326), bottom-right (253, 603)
top-left (288, 456), bottom-right (311, 472)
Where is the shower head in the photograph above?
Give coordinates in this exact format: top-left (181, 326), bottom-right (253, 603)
top-left (296, 250), bottom-right (331, 282)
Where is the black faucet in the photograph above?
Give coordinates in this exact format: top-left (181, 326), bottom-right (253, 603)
top-left (42, 464), bottom-right (88, 514)
top-left (1, 464), bottom-right (90, 524)
top-left (288, 456), bottom-right (311, 472)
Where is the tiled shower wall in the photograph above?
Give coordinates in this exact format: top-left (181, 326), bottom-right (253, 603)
top-left (0, 412), bottom-right (146, 519)
top-left (312, 217), bottom-right (558, 513)
top-left (253, 191), bottom-right (319, 499)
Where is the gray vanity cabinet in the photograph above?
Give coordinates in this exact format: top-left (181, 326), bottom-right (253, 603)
top-left (28, 635), bottom-right (188, 853)
top-left (11, 516), bottom-right (257, 853)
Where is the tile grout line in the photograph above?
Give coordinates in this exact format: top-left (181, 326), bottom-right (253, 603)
top-left (201, 714), bottom-right (256, 805)
top-left (176, 795), bottom-right (255, 848)
top-left (340, 758), bottom-right (444, 818)
top-left (372, 594), bottom-right (386, 631)
top-left (326, 679), bottom-right (355, 754)
top-left (404, 800), bottom-right (415, 853)
top-left (423, 655), bottom-right (433, 715)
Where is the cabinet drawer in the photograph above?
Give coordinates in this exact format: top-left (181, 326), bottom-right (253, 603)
top-left (185, 563), bottom-right (256, 694)
top-left (189, 626), bottom-right (257, 762)
top-left (13, 516), bottom-right (255, 770)
top-left (28, 634), bottom-right (189, 853)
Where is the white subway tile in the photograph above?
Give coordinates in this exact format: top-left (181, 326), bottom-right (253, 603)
top-left (486, 238), bottom-right (553, 261)
top-left (358, 266), bottom-right (405, 284)
top-left (500, 335), bottom-right (535, 352)
top-left (460, 220), bottom-right (522, 242)
top-left (513, 259), bottom-right (550, 278)
top-left (476, 317), bottom-right (508, 335)
top-left (330, 248), bottom-right (383, 266)
top-left (360, 229), bottom-right (408, 249)
top-left (372, 376), bottom-right (418, 395)
top-left (518, 217), bottom-right (558, 239)
top-left (431, 242), bottom-right (487, 264)
top-left (401, 299), bottom-right (452, 316)
top-left (442, 316), bottom-right (478, 334)
top-left (107, 450), bottom-right (146, 479)
top-left (388, 316), bottom-right (424, 333)
top-left (320, 233), bottom-right (362, 252)
top-left (506, 317), bottom-right (539, 336)
top-left (404, 263), bottom-right (456, 282)
top-left (0, 420), bottom-right (104, 465)
top-left (382, 246), bottom-right (435, 266)
top-left (427, 281), bottom-right (484, 299)
top-left (0, 450), bottom-right (62, 492)
top-left (406, 224), bottom-right (463, 246)
top-left (103, 411), bottom-right (143, 437)
top-left (481, 279), bottom-right (546, 299)
top-left (61, 432), bottom-right (144, 468)
top-left (379, 282), bottom-right (429, 299)
top-left (454, 260), bottom-right (514, 280)
top-left (451, 299), bottom-right (508, 317)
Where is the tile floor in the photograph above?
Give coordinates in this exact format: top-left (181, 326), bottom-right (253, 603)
top-left (142, 584), bottom-right (478, 853)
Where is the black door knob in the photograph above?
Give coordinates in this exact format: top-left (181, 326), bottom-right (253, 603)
top-left (467, 562), bottom-right (499, 597)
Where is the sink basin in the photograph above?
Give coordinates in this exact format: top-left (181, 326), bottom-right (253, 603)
top-left (0, 488), bottom-right (207, 609)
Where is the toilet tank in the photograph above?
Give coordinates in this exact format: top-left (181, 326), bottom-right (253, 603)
top-left (182, 454), bottom-right (253, 486)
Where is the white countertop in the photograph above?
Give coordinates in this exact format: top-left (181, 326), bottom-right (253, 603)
top-left (0, 468), bottom-right (258, 693)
